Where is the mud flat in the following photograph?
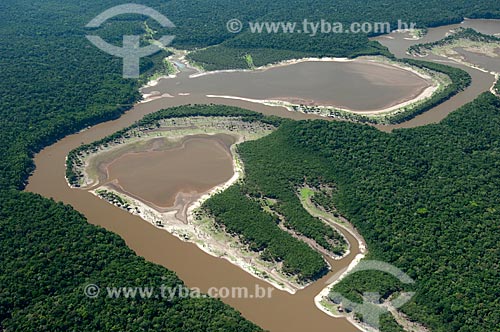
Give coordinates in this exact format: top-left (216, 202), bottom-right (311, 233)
top-left (95, 134), bottom-right (236, 210)
top-left (142, 55), bottom-right (436, 117)
top-left (68, 116), bottom-right (315, 293)
top-left (222, 57), bottom-right (439, 113)
top-left (278, 56), bottom-right (449, 124)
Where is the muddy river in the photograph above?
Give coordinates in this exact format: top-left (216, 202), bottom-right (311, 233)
top-left (373, 18), bottom-right (499, 130)
top-left (26, 19), bottom-right (499, 332)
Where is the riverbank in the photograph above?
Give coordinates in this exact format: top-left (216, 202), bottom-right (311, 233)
top-left (143, 56), bottom-right (442, 122)
top-left (275, 57), bottom-right (448, 123)
top-left (409, 28), bottom-right (500, 93)
top-left (68, 116), bottom-right (318, 293)
top-left (300, 184), bottom-right (432, 332)
top-left (492, 73), bottom-right (500, 96)
top-left (296, 187), bottom-right (372, 331)
top-left (188, 56), bottom-right (354, 79)
top-left (139, 50), bottom-right (189, 103)
top-left (88, 143), bottom-right (306, 294)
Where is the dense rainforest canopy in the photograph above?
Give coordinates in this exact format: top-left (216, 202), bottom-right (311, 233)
top-left (1, 0), bottom-right (499, 330)
top-left (0, 190), bottom-right (263, 331)
top-left (205, 92), bottom-right (499, 331)
top-left (184, 0), bottom-right (500, 69)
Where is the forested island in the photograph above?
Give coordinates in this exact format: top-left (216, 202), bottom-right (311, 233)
top-left (65, 105), bottom-right (347, 289)
top-left (65, 105), bottom-right (277, 187)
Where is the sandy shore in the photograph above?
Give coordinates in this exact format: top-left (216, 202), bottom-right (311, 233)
top-left (69, 116), bottom-right (314, 294)
top-left (491, 73), bottom-right (499, 96)
top-left (188, 56), bottom-right (353, 79)
top-left (314, 253), bottom-right (369, 332)
top-left (412, 35), bottom-right (500, 89)
top-left (295, 187), bottom-right (374, 331)
top-left (427, 44), bottom-right (500, 100)
top-left (207, 79), bottom-right (437, 117)
top-left (136, 47), bottom-right (449, 126)
top-left (139, 50), bottom-right (193, 103)
top-left (310, 199), bottom-right (428, 332)
top-left (141, 50), bottom-right (440, 119)
top-left (295, 188), bottom-right (380, 331)
top-left (88, 135), bottom-right (305, 294)
top-left (193, 57), bottom-right (441, 117)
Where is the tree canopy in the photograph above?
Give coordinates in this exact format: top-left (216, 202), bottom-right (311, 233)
top-left (205, 92), bottom-right (500, 331)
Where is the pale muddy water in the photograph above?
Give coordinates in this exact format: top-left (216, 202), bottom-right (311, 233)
top-left (373, 19), bottom-right (500, 130)
top-left (27, 19), bottom-right (500, 332)
top-left (142, 60), bottom-right (431, 112)
top-left (373, 19), bottom-right (500, 59)
top-left (454, 47), bottom-right (500, 73)
top-left (103, 134), bottom-right (235, 208)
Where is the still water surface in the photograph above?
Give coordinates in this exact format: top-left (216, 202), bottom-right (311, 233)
top-left (104, 134), bottom-right (235, 208)
top-left (142, 60), bottom-right (430, 112)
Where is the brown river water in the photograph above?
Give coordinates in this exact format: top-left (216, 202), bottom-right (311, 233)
top-left (373, 18), bottom-right (499, 130)
top-left (26, 19), bottom-right (499, 332)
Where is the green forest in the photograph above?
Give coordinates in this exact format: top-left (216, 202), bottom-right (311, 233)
top-left (0, 191), bottom-right (262, 331)
top-left (184, 0), bottom-right (500, 69)
top-left (202, 92), bottom-right (499, 331)
top-left (203, 185), bottom-right (333, 282)
top-left (1, 0), bottom-right (500, 330)
top-left (384, 59), bottom-right (471, 124)
top-left (0, 0), bottom-right (263, 330)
